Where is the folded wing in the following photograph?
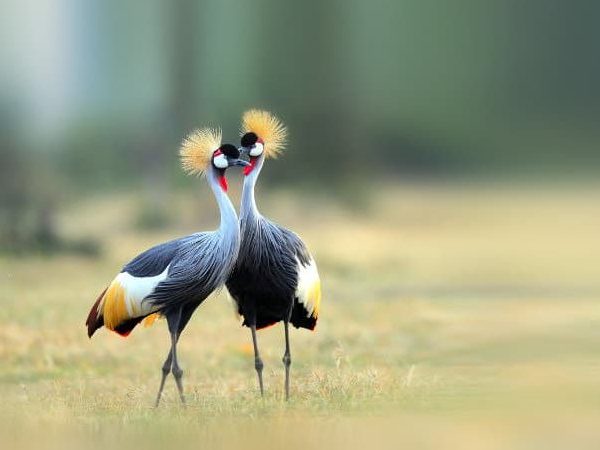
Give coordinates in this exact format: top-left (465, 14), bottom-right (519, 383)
top-left (86, 238), bottom-right (181, 337)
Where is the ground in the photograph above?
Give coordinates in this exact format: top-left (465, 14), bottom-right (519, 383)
top-left (1, 181), bottom-right (599, 449)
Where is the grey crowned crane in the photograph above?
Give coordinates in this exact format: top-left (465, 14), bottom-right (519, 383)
top-left (85, 128), bottom-right (248, 406)
top-left (226, 110), bottom-right (322, 400)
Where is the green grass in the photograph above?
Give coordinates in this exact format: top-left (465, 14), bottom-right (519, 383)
top-left (1, 182), bottom-right (600, 449)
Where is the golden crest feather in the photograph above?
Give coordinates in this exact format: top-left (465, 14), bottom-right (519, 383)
top-left (241, 109), bottom-right (287, 159)
top-left (179, 127), bottom-right (222, 175)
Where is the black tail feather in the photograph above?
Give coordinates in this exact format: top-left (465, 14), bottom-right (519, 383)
top-left (113, 317), bottom-right (144, 337)
top-left (86, 287), bottom-right (107, 338)
top-left (290, 300), bottom-right (317, 330)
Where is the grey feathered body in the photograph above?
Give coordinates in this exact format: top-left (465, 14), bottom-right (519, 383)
top-left (86, 168), bottom-right (240, 337)
top-left (225, 156), bottom-right (318, 330)
top-left (132, 230), bottom-right (238, 313)
top-left (226, 216), bottom-right (314, 329)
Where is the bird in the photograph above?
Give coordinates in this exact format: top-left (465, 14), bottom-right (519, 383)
top-left (85, 127), bottom-right (248, 407)
top-left (226, 109), bottom-right (322, 400)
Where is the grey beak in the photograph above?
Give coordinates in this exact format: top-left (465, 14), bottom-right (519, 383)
top-left (229, 158), bottom-right (250, 167)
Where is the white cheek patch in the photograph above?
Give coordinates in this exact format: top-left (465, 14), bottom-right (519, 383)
top-left (213, 154), bottom-right (228, 168)
top-left (249, 143), bottom-right (264, 157)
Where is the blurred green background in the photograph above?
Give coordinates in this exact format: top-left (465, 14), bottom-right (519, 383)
top-left (2, 0), bottom-right (599, 252)
top-left (1, 2), bottom-right (600, 449)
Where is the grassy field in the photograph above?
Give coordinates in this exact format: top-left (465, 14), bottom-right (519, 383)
top-left (1, 181), bottom-right (600, 449)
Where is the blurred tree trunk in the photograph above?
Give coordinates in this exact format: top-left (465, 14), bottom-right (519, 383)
top-left (0, 116), bottom-right (61, 253)
top-left (0, 132), bottom-right (29, 251)
top-left (168, 0), bottom-right (199, 133)
top-left (250, 0), bottom-right (359, 184)
top-left (136, 0), bottom-right (200, 229)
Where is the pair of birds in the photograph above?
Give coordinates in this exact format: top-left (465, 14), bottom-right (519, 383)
top-left (85, 110), bottom-right (321, 406)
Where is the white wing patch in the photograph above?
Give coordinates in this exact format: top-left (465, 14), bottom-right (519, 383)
top-left (117, 265), bottom-right (170, 317)
top-left (295, 257), bottom-right (321, 318)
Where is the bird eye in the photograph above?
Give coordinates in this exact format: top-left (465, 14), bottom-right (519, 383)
top-left (213, 153), bottom-right (228, 169)
top-left (249, 142), bottom-right (264, 157)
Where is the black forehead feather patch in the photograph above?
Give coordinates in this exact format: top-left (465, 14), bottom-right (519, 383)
top-left (219, 144), bottom-right (240, 158)
top-left (241, 132), bottom-right (258, 147)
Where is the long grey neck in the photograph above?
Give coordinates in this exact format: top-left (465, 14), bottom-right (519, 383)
top-left (240, 155), bottom-right (264, 223)
top-left (206, 167), bottom-right (239, 247)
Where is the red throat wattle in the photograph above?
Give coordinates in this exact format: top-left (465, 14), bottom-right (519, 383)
top-left (243, 157), bottom-right (257, 176)
top-left (218, 175), bottom-right (228, 191)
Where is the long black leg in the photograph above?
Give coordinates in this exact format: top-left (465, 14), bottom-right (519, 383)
top-left (282, 318), bottom-right (292, 400)
top-left (154, 304), bottom-right (197, 407)
top-left (167, 307), bottom-right (186, 405)
top-left (250, 323), bottom-right (264, 396)
top-left (154, 348), bottom-right (173, 407)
